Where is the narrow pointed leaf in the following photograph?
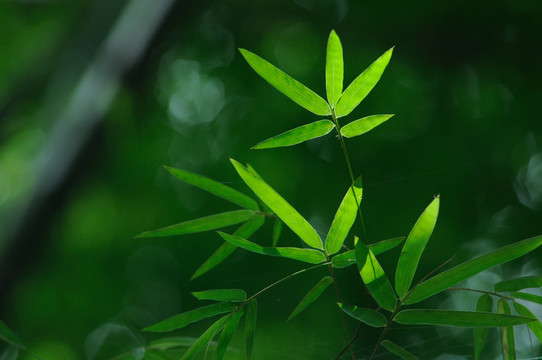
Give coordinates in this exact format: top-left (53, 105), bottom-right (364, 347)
top-left (191, 216), bottom-right (264, 279)
top-left (334, 47), bottom-right (394, 118)
top-left (180, 315), bottom-right (229, 360)
top-left (331, 237), bottom-right (405, 268)
top-left (495, 276), bottom-right (542, 292)
top-left (164, 166), bottom-right (259, 210)
top-left (404, 235), bottom-right (542, 305)
top-left (272, 219), bottom-right (282, 247)
top-left (497, 299), bottom-right (515, 359)
top-left (325, 177), bottom-right (363, 255)
top-left (218, 232), bottom-right (326, 264)
top-left (288, 277), bottom-right (333, 321)
top-left (326, 30), bottom-right (343, 107)
top-left (0, 320), bottom-right (24, 349)
top-left (474, 294), bottom-right (492, 360)
top-left (394, 309), bottom-right (534, 327)
top-left (213, 309), bottom-right (243, 360)
top-left (148, 337), bottom-right (202, 351)
top-left (143, 303), bottom-right (237, 333)
top-left (355, 238), bottom-right (396, 311)
top-left (192, 289), bottom-right (246, 302)
top-left (340, 114), bottom-right (394, 138)
top-left (510, 292), bottom-right (542, 305)
top-left (381, 340), bottom-right (418, 360)
top-left (137, 210), bottom-right (256, 238)
top-left (252, 120), bottom-right (334, 149)
top-left (245, 300), bottom-right (257, 360)
top-left (239, 48), bottom-right (330, 116)
top-left (513, 302), bottom-right (542, 344)
top-left (396, 196), bottom-right (440, 298)
top-left (231, 160), bottom-right (323, 249)
top-left (370, 236), bottom-right (406, 255)
top-left (337, 303), bottom-right (387, 327)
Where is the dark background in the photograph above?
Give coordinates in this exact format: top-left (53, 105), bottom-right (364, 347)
top-left (1, 0), bottom-right (542, 359)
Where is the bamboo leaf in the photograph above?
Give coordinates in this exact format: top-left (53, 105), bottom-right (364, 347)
top-left (404, 235), bottom-right (542, 305)
top-left (340, 114), bottom-right (394, 138)
top-left (334, 47), bottom-right (394, 118)
top-left (164, 166), bottom-right (259, 210)
top-left (143, 303), bottom-right (237, 333)
top-left (180, 315), bottom-right (229, 360)
top-left (395, 196), bottom-right (440, 298)
top-left (191, 216), bottom-right (264, 280)
top-left (137, 210), bottom-right (257, 238)
top-left (394, 309), bottom-right (534, 327)
top-left (474, 294), bottom-right (492, 360)
top-left (252, 120), bottom-right (334, 150)
top-left (510, 292), bottom-right (542, 305)
top-left (326, 30), bottom-right (343, 107)
top-left (245, 300), bottom-right (257, 360)
top-left (497, 299), bottom-right (516, 359)
top-left (325, 178), bottom-right (363, 255)
top-left (337, 303), bottom-right (387, 327)
top-left (355, 238), bottom-right (396, 311)
top-left (513, 302), bottom-right (542, 344)
top-left (148, 337), bottom-right (201, 351)
top-left (0, 320), bottom-right (24, 349)
top-left (331, 237), bottom-right (405, 268)
top-left (213, 309), bottom-right (243, 360)
top-left (272, 219), bottom-right (282, 247)
top-left (239, 48), bottom-right (331, 116)
top-left (218, 232), bottom-right (326, 264)
top-left (370, 236), bottom-right (406, 255)
top-left (192, 289), bottom-right (246, 302)
top-left (495, 276), bottom-right (542, 292)
top-left (381, 340), bottom-right (418, 360)
top-left (231, 160), bottom-right (323, 249)
top-left (288, 277), bottom-right (333, 321)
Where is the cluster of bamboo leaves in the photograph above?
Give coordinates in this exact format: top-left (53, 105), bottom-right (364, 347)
top-left (129, 30), bottom-right (542, 360)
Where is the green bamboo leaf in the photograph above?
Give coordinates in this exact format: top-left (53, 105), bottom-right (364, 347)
top-left (355, 238), bottom-right (396, 311)
top-left (252, 120), bottom-right (334, 150)
top-left (272, 219), bottom-right (282, 247)
top-left (191, 216), bottom-right (264, 279)
top-left (510, 292), bottom-right (542, 305)
top-left (340, 114), bottom-right (394, 138)
top-left (326, 30), bottom-right (343, 107)
top-left (218, 232), bottom-right (326, 264)
top-left (474, 294), bottom-right (492, 360)
top-left (404, 235), bottom-right (542, 305)
top-left (231, 159), bottom-right (323, 249)
top-left (513, 302), bottom-right (542, 344)
top-left (192, 289), bottom-right (246, 302)
top-left (180, 315), bottom-right (229, 360)
top-left (394, 309), bottom-right (534, 327)
top-left (497, 299), bottom-right (516, 359)
top-left (213, 309), bottom-right (243, 360)
top-left (495, 276), bottom-right (542, 292)
top-left (143, 303), bottom-right (237, 333)
top-left (337, 303), bottom-right (387, 327)
top-left (245, 300), bottom-right (257, 360)
top-left (331, 251), bottom-right (355, 268)
top-left (381, 340), bottom-right (418, 360)
top-left (164, 166), bottom-right (259, 210)
top-left (137, 210), bottom-right (257, 238)
top-left (334, 47), bottom-right (394, 118)
top-left (239, 49), bottom-right (330, 116)
top-left (395, 196), bottom-right (440, 298)
top-left (0, 320), bottom-right (24, 349)
top-left (370, 236), bottom-right (406, 255)
top-left (288, 277), bottom-right (333, 321)
top-left (148, 337), bottom-right (201, 351)
top-left (325, 177), bottom-right (363, 255)
top-left (331, 237), bottom-right (405, 268)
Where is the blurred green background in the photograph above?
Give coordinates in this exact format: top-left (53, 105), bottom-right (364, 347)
top-left (1, 0), bottom-right (542, 359)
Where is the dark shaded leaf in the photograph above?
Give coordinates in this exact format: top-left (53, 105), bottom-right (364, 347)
top-left (213, 309), bottom-right (243, 360)
top-left (192, 289), bottom-right (246, 302)
top-left (288, 277), bottom-right (333, 321)
top-left (381, 340), bottom-right (418, 360)
top-left (510, 292), bottom-right (542, 305)
top-left (180, 315), bottom-right (229, 360)
top-left (337, 303), bottom-right (387, 327)
top-left (495, 276), bottom-right (542, 292)
top-left (272, 219), bottom-right (282, 247)
top-left (394, 309), bottom-right (534, 327)
top-left (245, 300), bottom-right (257, 360)
top-left (497, 299), bottom-right (515, 359)
top-left (513, 302), bottom-right (542, 344)
top-left (474, 294), bottom-right (492, 360)
top-left (331, 237), bottom-right (405, 268)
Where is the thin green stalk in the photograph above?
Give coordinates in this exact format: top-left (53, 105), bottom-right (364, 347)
top-left (448, 287), bottom-right (514, 300)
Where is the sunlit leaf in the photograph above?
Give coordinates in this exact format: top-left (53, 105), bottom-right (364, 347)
top-left (231, 160), bottom-right (323, 249)
top-left (394, 309), bottom-right (534, 327)
top-left (164, 166), bottom-right (259, 211)
top-left (337, 303), bottom-right (387, 327)
top-left (513, 302), bottom-right (542, 344)
top-left (404, 235), bottom-right (542, 305)
top-left (497, 299), bottom-right (515, 359)
top-left (213, 309), bottom-right (243, 360)
top-left (245, 300), bottom-right (257, 360)
top-left (381, 340), bottom-right (418, 360)
top-left (395, 196), bottom-right (440, 298)
top-left (137, 210), bottom-right (257, 238)
top-left (239, 48), bottom-right (330, 116)
top-left (252, 120), bottom-right (334, 149)
top-left (191, 216), bottom-right (264, 280)
top-left (510, 292), bottom-right (542, 305)
top-left (355, 238), bottom-right (396, 311)
top-left (218, 232), bottom-right (326, 264)
top-left (143, 303), bottom-right (237, 333)
top-left (331, 237), bottom-right (405, 268)
top-left (340, 114), bottom-right (394, 138)
top-left (192, 289), bottom-right (246, 302)
top-left (495, 276), bottom-right (542, 292)
top-left (288, 277), bottom-right (333, 321)
top-left (180, 315), bottom-right (229, 360)
top-left (474, 294), bottom-right (492, 360)
top-left (326, 30), bottom-right (343, 107)
top-left (334, 47), bottom-right (394, 118)
top-left (0, 320), bottom-right (23, 349)
top-left (325, 177), bottom-right (363, 255)
top-left (272, 219), bottom-right (282, 247)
